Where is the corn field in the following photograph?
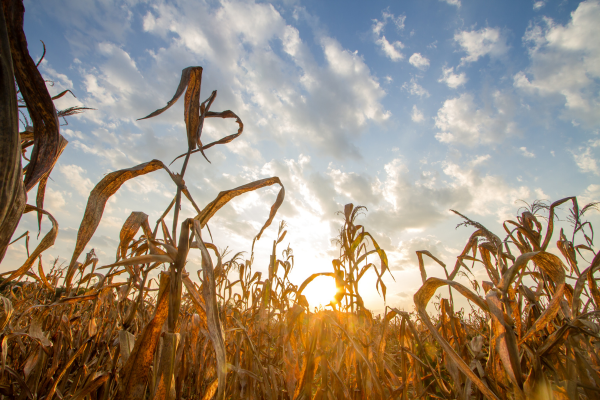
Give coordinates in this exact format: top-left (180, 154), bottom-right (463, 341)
top-left (2, 1), bottom-right (600, 399)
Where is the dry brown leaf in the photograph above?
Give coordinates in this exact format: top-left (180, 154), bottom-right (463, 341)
top-left (119, 330), bottom-right (135, 364)
top-left (0, 2), bottom-right (25, 262)
top-left (172, 109), bottom-right (245, 163)
top-left (70, 374), bottom-right (110, 400)
top-left (100, 254), bottom-right (174, 270)
top-left (35, 134), bottom-right (67, 230)
top-left (117, 212), bottom-right (151, 261)
top-left (195, 177), bottom-right (285, 242)
top-left (66, 159), bottom-right (166, 288)
top-left (414, 277), bottom-right (499, 400)
top-left (486, 289), bottom-right (524, 392)
top-left (138, 67), bottom-right (203, 150)
top-left (116, 272), bottom-right (171, 400)
top-left (193, 220), bottom-right (227, 400)
top-left (519, 252), bottom-right (566, 343)
top-left (0, 205), bottom-right (58, 289)
top-left (3, 0), bottom-right (61, 194)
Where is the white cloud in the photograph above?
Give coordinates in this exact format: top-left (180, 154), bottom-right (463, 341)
top-left (409, 53), bottom-right (430, 70)
top-left (328, 168), bottom-right (381, 208)
top-left (73, 140), bottom-right (132, 170)
top-left (124, 174), bottom-right (168, 196)
top-left (78, 42), bottom-right (154, 126)
top-left (58, 164), bottom-right (94, 196)
top-left (40, 61), bottom-right (73, 89)
top-left (365, 158), bottom-right (538, 234)
top-left (411, 105), bottom-right (425, 123)
top-left (441, 161), bottom-right (533, 222)
top-left (470, 154), bottom-right (491, 165)
top-left (572, 140), bottom-right (600, 175)
top-left (372, 10), bottom-right (406, 61)
top-left (375, 36), bottom-right (405, 61)
top-left (438, 66), bottom-right (467, 88)
top-left (440, 0), bottom-right (461, 7)
top-left (533, 1), bottom-right (546, 10)
top-left (28, 0), bottom-right (136, 50)
top-left (45, 187), bottom-right (66, 210)
top-left (454, 27), bottom-right (509, 63)
top-left (383, 10), bottom-right (406, 31)
top-left (402, 78), bottom-right (430, 98)
top-left (434, 92), bottom-right (517, 145)
top-left (514, 0), bottom-right (600, 127)
top-left (580, 184), bottom-right (600, 205)
top-left (75, 0), bottom-right (391, 162)
top-left (62, 129), bottom-right (85, 140)
top-left (251, 154), bottom-right (541, 245)
top-left (519, 147), bottom-right (535, 158)
top-left (40, 61), bottom-right (84, 112)
top-left (394, 236), bottom-right (448, 271)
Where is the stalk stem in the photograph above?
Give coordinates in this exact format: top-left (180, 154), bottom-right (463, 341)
top-left (172, 149), bottom-right (192, 244)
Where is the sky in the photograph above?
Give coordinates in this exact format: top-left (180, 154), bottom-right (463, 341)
top-left (5, 0), bottom-right (600, 313)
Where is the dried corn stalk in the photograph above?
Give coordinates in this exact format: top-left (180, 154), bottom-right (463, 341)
top-left (1, 3), bottom-right (600, 399)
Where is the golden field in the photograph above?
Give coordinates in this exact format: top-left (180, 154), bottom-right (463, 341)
top-left (1, 1), bottom-right (600, 399)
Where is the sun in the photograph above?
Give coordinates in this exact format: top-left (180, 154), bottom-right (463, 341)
top-left (301, 275), bottom-right (338, 309)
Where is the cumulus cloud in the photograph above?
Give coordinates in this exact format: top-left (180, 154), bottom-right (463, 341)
top-left (409, 53), bottom-right (430, 70)
top-left (27, 0), bottom-right (137, 51)
top-left (454, 27), bottom-right (509, 64)
top-left (141, 1), bottom-right (390, 160)
top-left (375, 36), bottom-right (405, 62)
top-left (440, 161), bottom-right (533, 221)
top-left (393, 236), bottom-right (448, 271)
top-left (438, 66), bottom-right (467, 88)
top-left (514, 0), bottom-right (600, 127)
top-left (72, 140), bottom-right (133, 170)
top-left (241, 153), bottom-right (541, 252)
top-left (39, 61), bottom-right (85, 117)
top-left (402, 78), bottom-right (430, 98)
top-left (571, 139), bottom-right (600, 175)
top-left (411, 105), bottom-right (425, 122)
top-left (580, 183), bottom-right (600, 205)
top-left (372, 10), bottom-right (406, 33)
top-left (45, 187), bottom-right (67, 210)
top-left (440, 0), bottom-right (461, 7)
top-left (470, 154), bottom-right (491, 166)
top-left (363, 157), bottom-right (537, 237)
top-left (372, 10), bottom-right (406, 61)
top-left (51, 0), bottom-right (392, 167)
top-left (328, 168), bottom-right (382, 208)
top-left (58, 164), bottom-right (94, 196)
top-left (434, 91), bottom-right (517, 145)
top-left (519, 147), bottom-right (535, 158)
top-left (84, 43), bottom-right (148, 115)
top-left (533, 1), bottom-right (546, 10)
top-left (62, 129), bottom-right (85, 140)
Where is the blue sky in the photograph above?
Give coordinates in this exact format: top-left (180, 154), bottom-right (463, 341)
top-left (6, 0), bottom-right (600, 311)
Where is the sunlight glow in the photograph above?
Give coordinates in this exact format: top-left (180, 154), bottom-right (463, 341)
top-left (302, 276), bottom-right (338, 309)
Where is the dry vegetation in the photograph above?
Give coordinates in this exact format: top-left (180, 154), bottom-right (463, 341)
top-left (2, 1), bottom-right (600, 399)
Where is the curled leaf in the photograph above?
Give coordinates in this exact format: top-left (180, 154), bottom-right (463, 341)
top-left (66, 159), bottom-right (165, 288)
top-left (414, 277), bottom-right (498, 400)
top-left (0, 205), bottom-right (58, 289)
top-left (195, 177), bottom-right (285, 241)
top-left (0, 2), bottom-right (25, 262)
top-left (117, 211), bottom-right (151, 261)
